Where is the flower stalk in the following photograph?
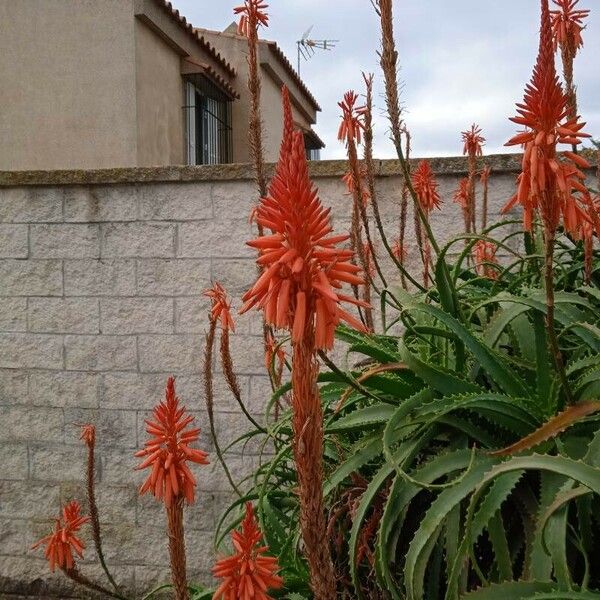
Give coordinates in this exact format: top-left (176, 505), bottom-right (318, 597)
top-left (135, 377), bottom-right (209, 600)
top-left (79, 425), bottom-right (121, 595)
top-left (241, 90), bottom-right (370, 597)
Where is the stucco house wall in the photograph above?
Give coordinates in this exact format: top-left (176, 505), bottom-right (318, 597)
top-left (0, 0), bottom-right (138, 171)
top-left (134, 19), bottom-right (186, 166)
top-left (0, 154), bottom-right (543, 597)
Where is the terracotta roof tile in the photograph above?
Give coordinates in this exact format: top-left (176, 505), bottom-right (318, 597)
top-left (156, 0), bottom-right (237, 77)
top-left (264, 41), bottom-right (321, 112)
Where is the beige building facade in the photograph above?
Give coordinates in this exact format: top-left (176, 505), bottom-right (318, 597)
top-left (0, 0), bottom-right (322, 171)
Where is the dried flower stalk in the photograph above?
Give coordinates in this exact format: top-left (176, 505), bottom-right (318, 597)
top-left (79, 425), bottom-right (121, 595)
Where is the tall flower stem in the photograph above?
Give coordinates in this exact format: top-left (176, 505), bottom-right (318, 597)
top-left (220, 329), bottom-right (266, 433)
top-left (245, 10), bottom-right (267, 201)
top-left (292, 328), bottom-right (337, 600)
top-left (203, 321), bottom-right (242, 497)
top-left (362, 73), bottom-right (388, 289)
top-left (543, 225), bottom-right (573, 406)
top-left (166, 498), bottom-right (189, 600)
top-left (83, 436), bottom-right (120, 594)
top-left (375, 0), bottom-right (440, 257)
top-left (63, 567), bottom-right (127, 600)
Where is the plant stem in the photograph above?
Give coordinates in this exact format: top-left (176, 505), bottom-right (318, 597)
top-left (166, 497), bottom-right (189, 600)
top-left (292, 330), bottom-right (337, 600)
top-left (543, 227), bottom-right (573, 407)
top-left (203, 321), bottom-right (242, 497)
top-left (63, 566), bottom-right (129, 600)
top-left (85, 443), bottom-right (121, 594)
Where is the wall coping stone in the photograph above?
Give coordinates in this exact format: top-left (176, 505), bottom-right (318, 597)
top-left (0, 150), bottom-right (596, 187)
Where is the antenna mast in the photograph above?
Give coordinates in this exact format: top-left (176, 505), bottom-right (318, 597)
top-left (296, 26), bottom-right (338, 75)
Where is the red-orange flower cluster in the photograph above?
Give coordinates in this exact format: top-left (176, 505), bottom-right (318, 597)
top-left (212, 503), bottom-right (283, 600)
top-left (135, 377), bottom-right (209, 507)
top-left (241, 90), bottom-right (368, 350)
top-left (32, 501), bottom-right (90, 572)
top-left (204, 282), bottom-right (236, 332)
top-left (503, 0), bottom-right (592, 235)
top-left (337, 91), bottom-right (366, 146)
top-left (342, 168), bottom-right (370, 207)
top-left (480, 165), bottom-right (492, 186)
top-left (79, 424), bottom-right (95, 448)
top-left (473, 240), bottom-right (500, 280)
top-left (392, 238), bottom-right (407, 262)
top-left (551, 0), bottom-right (589, 52)
top-left (234, 0), bottom-right (269, 37)
top-left (454, 178), bottom-right (470, 210)
top-left (462, 124), bottom-right (485, 158)
top-left (412, 160), bottom-right (441, 214)
top-left (362, 242), bottom-right (376, 278)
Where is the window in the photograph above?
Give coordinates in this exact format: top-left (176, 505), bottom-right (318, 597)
top-left (306, 148), bottom-right (321, 161)
top-left (185, 77), bottom-right (232, 165)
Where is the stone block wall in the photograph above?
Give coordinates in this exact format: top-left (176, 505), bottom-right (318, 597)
top-left (0, 156), bottom-right (541, 597)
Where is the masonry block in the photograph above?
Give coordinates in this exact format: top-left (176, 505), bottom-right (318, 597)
top-left (64, 408), bottom-right (137, 448)
top-left (64, 185), bottom-right (138, 222)
top-left (29, 445), bottom-right (84, 482)
top-left (174, 296), bottom-right (210, 333)
top-left (0, 259), bottom-right (62, 296)
top-left (0, 224), bottom-right (28, 258)
top-left (0, 333), bottom-right (63, 369)
top-left (29, 371), bottom-right (100, 408)
top-left (101, 297), bottom-right (174, 334)
top-left (0, 297), bottom-right (27, 331)
top-left (30, 223), bottom-right (100, 258)
top-left (28, 297), bottom-right (100, 333)
top-left (0, 405), bottom-right (63, 444)
top-left (64, 258), bottom-right (136, 296)
top-left (0, 442), bottom-right (28, 480)
top-left (138, 182), bottom-right (212, 220)
top-left (211, 181), bottom-right (253, 216)
top-left (137, 334), bottom-right (202, 373)
top-left (0, 480), bottom-right (60, 519)
top-left (178, 219), bottom-right (253, 258)
top-left (100, 372), bottom-right (202, 409)
top-left (136, 258), bottom-right (211, 296)
top-left (0, 187), bottom-right (63, 223)
top-left (64, 334), bottom-right (137, 371)
top-left (0, 369), bottom-right (28, 402)
top-left (102, 222), bottom-right (175, 258)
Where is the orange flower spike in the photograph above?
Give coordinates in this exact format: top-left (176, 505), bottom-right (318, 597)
top-left (550, 0), bottom-right (590, 52)
top-left (503, 0), bottom-right (591, 236)
top-left (79, 424), bottom-right (95, 448)
top-left (212, 503), bottom-right (283, 600)
top-left (480, 165), bottom-right (492, 186)
top-left (462, 124), bottom-right (485, 158)
top-left (473, 240), bottom-right (500, 280)
top-left (392, 238), bottom-right (406, 262)
top-left (337, 91), bottom-right (366, 147)
top-left (454, 178), bottom-right (470, 210)
top-left (234, 0), bottom-right (269, 37)
top-left (204, 282), bottom-right (236, 333)
top-left (32, 501), bottom-right (90, 572)
top-left (241, 91), bottom-right (368, 350)
top-left (362, 242), bottom-right (376, 278)
top-left (412, 160), bottom-right (442, 214)
top-left (342, 169), bottom-right (370, 207)
top-left (135, 377), bottom-right (209, 507)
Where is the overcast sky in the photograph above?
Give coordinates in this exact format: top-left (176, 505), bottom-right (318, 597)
top-left (172, 0), bottom-right (599, 160)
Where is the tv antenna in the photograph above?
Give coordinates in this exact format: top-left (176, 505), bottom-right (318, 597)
top-left (296, 26), bottom-right (338, 75)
